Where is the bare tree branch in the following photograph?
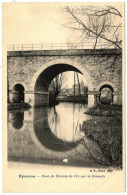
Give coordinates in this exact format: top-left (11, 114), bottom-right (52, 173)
top-left (49, 73), bottom-right (67, 103)
top-left (61, 5), bottom-right (122, 49)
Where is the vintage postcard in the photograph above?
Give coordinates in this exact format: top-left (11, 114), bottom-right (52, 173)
top-left (2, 2), bottom-right (125, 193)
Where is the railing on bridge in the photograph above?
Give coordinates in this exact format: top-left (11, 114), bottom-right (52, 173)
top-left (7, 42), bottom-right (114, 51)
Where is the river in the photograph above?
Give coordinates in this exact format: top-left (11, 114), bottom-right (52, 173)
top-left (7, 102), bottom-right (103, 168)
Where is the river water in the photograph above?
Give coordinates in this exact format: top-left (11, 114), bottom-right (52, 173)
top-left (8, 102), bottom-right (102, 167)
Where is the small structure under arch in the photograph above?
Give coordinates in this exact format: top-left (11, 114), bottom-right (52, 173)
top-left (10, 84), bottom-right (25, 103)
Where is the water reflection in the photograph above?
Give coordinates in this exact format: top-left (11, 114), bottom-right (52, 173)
top-left (9, 112), bottom-right (24, 130)
top-left (48, 103), bottom-right (88, 142)
top-left (33, 103), bottom-right (90, 151)
top-left (8, 103), bottom-right (97, 166)
top-left (34, 106), bottom-right (79, 151)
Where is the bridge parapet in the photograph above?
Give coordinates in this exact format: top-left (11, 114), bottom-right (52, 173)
top-left (7, 42), bottom-right (118, 52)
top-left (7, 49), bottom-right (122, 57)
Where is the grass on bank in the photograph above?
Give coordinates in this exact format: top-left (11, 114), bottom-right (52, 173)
top-left (85, 104), bottom-right (122, 117)
top-left (82, 104), bottom-right (122, 168)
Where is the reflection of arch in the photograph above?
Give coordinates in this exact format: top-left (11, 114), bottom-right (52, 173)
top-left (33, 107), bottom-right (79, 152)
top-left (28, 107), bottom-right (86, 159)
top-left (11, 112), bottom-right (24, 129)
top-left (31, 58), bottom-right (94, 91)
top-left (29, 123), bottom-right (87, 161)
top-left (10, 83), bottom-right (25, 103)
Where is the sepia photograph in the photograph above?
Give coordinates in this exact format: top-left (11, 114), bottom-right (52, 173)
top-left (3, 1), bottom-right (125, 193)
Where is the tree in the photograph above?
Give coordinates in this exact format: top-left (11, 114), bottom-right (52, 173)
top-left (49, 73), bottom-right (67, 104)
top-left (62, 5), bottom-right (122, 49)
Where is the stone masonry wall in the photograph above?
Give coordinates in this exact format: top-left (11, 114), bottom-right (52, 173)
top-left (7, 50), bottom-right (122, 105)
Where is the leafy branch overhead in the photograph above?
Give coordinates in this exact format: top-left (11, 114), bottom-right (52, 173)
top-left (62, 5), bottom-right (122, 49)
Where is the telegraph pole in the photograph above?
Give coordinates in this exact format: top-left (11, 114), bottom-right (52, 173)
top-left (76, 72), bottom-right (81, 101)
top-left (74, 72), bottom-right (75, 102)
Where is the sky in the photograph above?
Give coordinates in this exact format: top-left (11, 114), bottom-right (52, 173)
top-left (3, 3), bottom-right (91, 87)
top-left (3, 3), bottom-right (75, 45)
top-left (3, 2), bottom-right (123, 88)
top-left (62, 72), bottom-right (88, 89)
top-left (3, 2), bottom-right (123, 45)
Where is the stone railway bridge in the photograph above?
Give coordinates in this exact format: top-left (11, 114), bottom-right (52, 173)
top-left (7, 49), bottom-right (122, 107)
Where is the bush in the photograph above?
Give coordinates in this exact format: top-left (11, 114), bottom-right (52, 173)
top-left (82, 117), bottom-right (122, 168)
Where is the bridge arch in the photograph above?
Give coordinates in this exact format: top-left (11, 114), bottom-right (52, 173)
top-left (9, 81), bottom-right (28, 91)
top-left (31, 58), bottom-right (94, 91)
top-left (9, 82), bottom-right (26, 103)
top-left (96, 81), bottom-right (117, 92)
top-left (96, 81), bottom-right (117, 104)
top-left (30, 58), bottom-right (94, 106)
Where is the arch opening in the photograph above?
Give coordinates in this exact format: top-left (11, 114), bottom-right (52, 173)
top-left (34, 63), bottom-right (89, 106)
top-left (99, 84), bottom-right (113, 105)
top-left (11, 84), bottom-right (25, 103)
top-left (31, 59), bottom-right (94, 107)
top-left (34, 64), bottom-right (82, 92)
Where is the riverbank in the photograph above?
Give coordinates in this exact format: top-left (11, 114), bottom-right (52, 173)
top-left (8, 102), bottom-right (31, 111)
top-left (85, 104), bottom-right (122, 117)
top-left (82, 104), bottom-right (122, 168)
